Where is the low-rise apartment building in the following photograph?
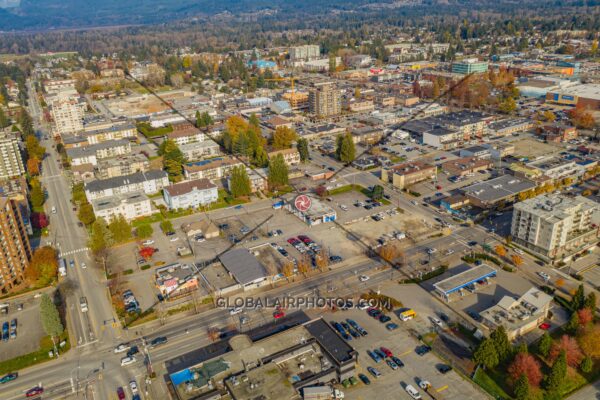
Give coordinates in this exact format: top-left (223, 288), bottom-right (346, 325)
top-left (167, 123), bottom-right (206, 146)
top-left (95, 154), bottom-right (150, 180)
top-left (381, 161), bottom-right (436, 189)
top-left (163, 178), bottom-right (218, 210)
top-left (179, 141), bottom-right (221, 162)
top-left (85, 170), bottom-right (169, 201)
top-left (67, 139), bottom-right (132, 166)
top-left (0, 133), bottom-right (25, 180)
top-left (511, 194), bottom-right (600, 261)
top-left (91, 191), bottom-right (152, 221)
top-left (183, 156), bottom-right (243, 181)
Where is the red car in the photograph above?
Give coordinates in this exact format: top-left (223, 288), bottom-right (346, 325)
top-left (117, 387), bottom-right (126, 400)
top-left (436, 185), bottom-right (442, 190)
top-left (273, 310), bottom-right (285, 319)
top-left (380, 347), bottom-right (393, 358)
top-left (539, 323), bottom-right (551, 330)
top-left (26, 387), bottom-right (44, 397)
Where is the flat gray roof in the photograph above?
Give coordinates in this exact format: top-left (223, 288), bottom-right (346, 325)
top-left (434, 264), bottom-right (497, 295)
top-left (462, 174), bottom-right (536, 204)
top-left (219, 249), bottom-right (268, 285)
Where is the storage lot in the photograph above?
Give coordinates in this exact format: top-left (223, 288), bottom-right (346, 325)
top-left (331, 306), bottom-right (485, 400)
top-left (0, 295), bottom-right (47, 362)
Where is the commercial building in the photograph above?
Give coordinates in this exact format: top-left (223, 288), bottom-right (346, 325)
top-left (219, 249), bottom-right (269, 291)
top-left (163, 178), bottom-right (218, 210)
top-left (484, 142), bottom-right (515, 160)
top-left (284, 194), bottom-right (337, 226)
top-left (91, 191), bottom-right (152, 221)
top-left (183, 156), bottom-right (243, 181)
top-left (0, 134), bottom-right (25, 180)
top-left (434, 264), bottom-right (497, 302)
top-left (541, 124), bottom-right (578, 143)
top-left (462, 175), bottom-right (537, 208)
top-left (309, 82), bottom-right (341, 117)
top-left (155, 263), bottom-right (200, 298)
top-left (84, 170), bottom-right (169, 201)
top-left (487, 118), bottom-right (534, 137)
top-left (421, 127), bottom-right (462, 150)
top-left (451, 59), bottom-right (489, 75)
top-left (480, 287), bottom-right (553, 340)
top-left (350, 126), bottom-right (384, 145)
top-left (545, 83), bottom-right (600, 110)
top-left (511, 194), bottom-right (600, 261)
top-left (459, 146), bottom-right (491, 159)
top-left (381, 161), bottom-right (437, 190)
top-left (0, 197), bottom-right (31, 294)
top-left (441, 157), bottom-right (493, 177)
top-left (526, 156), bottom-right (585, 180)
top-left (167, 317), bottom-right (357, 400)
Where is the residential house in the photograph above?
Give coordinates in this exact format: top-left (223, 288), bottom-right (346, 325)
top-left (268, 148), bottom-right (301, 166)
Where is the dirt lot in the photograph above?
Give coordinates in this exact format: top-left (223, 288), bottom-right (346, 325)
top-left (510, 137), bottom-right (563, 159)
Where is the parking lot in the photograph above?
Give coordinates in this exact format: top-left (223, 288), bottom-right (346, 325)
top-left (0, 294), bottom-right (47, 362)
top-left (326, 301), bottom-right (485, 400)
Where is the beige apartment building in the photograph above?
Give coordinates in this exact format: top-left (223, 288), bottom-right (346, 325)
top-left (0, 197), bottom-right (31, 294)
top-left (309, 82), bottom-right (341, 117)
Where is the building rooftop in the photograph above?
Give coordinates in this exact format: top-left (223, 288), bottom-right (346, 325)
top-left (164, 178), bottom-right (217, 197)
top-left (91, 191), bottom-right (149, 212)
top-left (462, 174), bottom-right (536, 204)
top-left (514, 194), bottom-right (599, 224)
top-left (434, 264), bottom-right (497, 295)
top-left (550, 83), bottom-right (600, 101)
top-left (184, 156), bottom-right (241, 173)
top-left (66, 138), bottom-right (131, 159)
top-left (155, 262), bottom-right (199, 289)
top-left (386, 160), bottom-right (435, 176)
top-left (85, 170), bottom-right (167, 193)
top-left (219, 249), bottom-right (269, 285)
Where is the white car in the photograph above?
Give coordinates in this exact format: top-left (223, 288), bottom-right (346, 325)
top-left (426, 248), bottom-right (437, 254)
top-left (169, 236), bottom-right (180, 242)
top-left (120, 356), bottom-right (136, 366)
top-left (340, 205), bottom-right (348, 211)
top-left (430, 316), bottom-right (444, 329)
top-left (129, 380), bottom-right (139, 394)
top-left (513, 248), bottom-right (524, 255)
top-left (359, 275), bottom-right (370, 282)
top-left (114, 343), bottom-right (130, 354)
top-left (142, 239), bottom-right (155, 246)
top-left (445, 249), bottom-right (455, 255)
top-left (229, 307), bottom-right (243, 315)
top-left (538, 271), bottom-right (550, 281)
top-left (418, 380), bottom-right (431, 390)
top-left (81, 262), bottom-right (87, 269)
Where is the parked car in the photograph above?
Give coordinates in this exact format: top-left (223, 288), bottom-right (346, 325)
top-left (114, 343), bottom-right (130, 354)
top-left (120, 356), bottom-right (136, 366)
top-left (367, 366), bottom-right (381, 378)
top-left (405, 384), bottom-right (422, 399)
top-left (117, 387), bottom-right (126, 400)
top-left (386, 323), bottom-right (399, 331)
top-left (391, 356), bottom-right (404, 367)
top-left (437, 364), bottom-right (453, 374)
top-left (415, 345), bottom-right (432, 356)
top-left (358, 373), bottom-right (371, 385)
top-left (26, 387), bottom-right (44, 397)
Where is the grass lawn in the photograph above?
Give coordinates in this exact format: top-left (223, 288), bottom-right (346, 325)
top-left (0, 331), bottom-right (70, 375)
top-left (473, 368), bottom-right (512, 400)
top-left (328, 184), bottom-right (366, 196)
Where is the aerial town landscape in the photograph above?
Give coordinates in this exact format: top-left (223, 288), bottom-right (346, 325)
top-left (0, 0), bottom-right (600, 399)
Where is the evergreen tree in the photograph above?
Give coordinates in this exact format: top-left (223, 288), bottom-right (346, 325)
top-left (516, 342), bottom-right (528, 354)
top-left (584, 292), bottom-right (596, 311)
top-left (229, 165), bottom-right (252, 198)
top-left (159, 139), bottom-right (185, 181)
top-left (545, 350), bottom-right (567, 392)
top-left (581, 356), bottom-right (593, 373)
top-left (19, 109), bottom-right (35, 137)
top-left (195, 110), bottom-right (204, 128)
top-left (491, 326), bottom-right (512, 362)
top-left (268, 154), bottom-right (289, 189)
top-left (249, 113), bottom-right (260, 128)
top-left (514, 373), bottom-right (530, 400)
top-left (234, 130), bottom-right (252, 157)
top-left (297, 138), bottom-right (309, 162)
top-left (566, 311), bottom-right (580, 334)
top-left (473, 338), bottom-right (499, 369)
top-left (77, 203), bottom-right (96, 226)
top-left (202, 112), bottom-right (213, 126)
top-left (253, 146), bottom-right (269, 167)
top-left (39, 293), bottom-right (63, 355)
top-left (573, 284), bottom-right (585, 311)
top-left (136, 224), bottom-right (153, 239)
top-left (336, 133), bottom-right (356, 163)
top-left (538, 332), bottom-right (552, 358)
top-left (0, 107), bottom-right (9, 128)
top-left (89, 217), bottom-right (113, 254)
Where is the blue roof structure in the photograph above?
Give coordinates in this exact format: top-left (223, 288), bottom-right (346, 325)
top-left (434, 264), bottom-right (497, 296)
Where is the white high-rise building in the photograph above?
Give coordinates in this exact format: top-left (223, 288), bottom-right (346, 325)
top-left (511, 194), bottom-right (600, 261)
top-left (50, 90), bottom-right (85, 136)
top-left (0, 134), bottom-right (25, 180)
top-left (289, 45), bottom-right (321, 61)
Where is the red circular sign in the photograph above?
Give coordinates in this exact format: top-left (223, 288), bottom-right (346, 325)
top-left (294, 195), bottom-right (312, 212)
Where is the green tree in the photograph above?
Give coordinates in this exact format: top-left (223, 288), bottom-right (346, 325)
top-left (201, 111), bottom-right (213, 127)
top-left (573, 284), bottom-right (585, 311)
top-left (473, 338), bottom-right (499, 369)
top-left (581, 356), bottom-right (593, 373)
top-left (268, 154), bottom-right (289, 190)
top-left (136, 224), bottom-right (153, 239)
top-left (230, 165), bottom-right (252, 198)
top-left (491, 326), bottom-right (512, 362)
top-left (297, 138), bottom-right (309, 162)
top-left (566, 312), bottom-right (580, 334)
top-left (18, 109), bottom-right (35, 137)
top-left (160, 219), bottom-right (174, 234)
top-left (0, 107), bottom-right (9, 128)
top-left (538, 332), bottom-right (552, 358)
top-left (77, 203), bottom-right (96, 226)
top-left (514, 373), bottom-right (530, 400)
top-left (30, 182), bottom-right (45, 208)
top-left (516, 342), bottom-right (528, 354)
top-left (89, 217), bottom-right (112, 254)
top-left (370, 185), bottom-right (384, 200)
top-left (158, 139), bottom-right (185, 181)
top-left (39, 293), bottom-right (63, 355)
top-left (336, 133), bottom-right (356, 163)
top-left (108, 215), bottom-right (132, 244)
top-left (584, 292), bottom-right (596, 311)
top-left (545, 350), bottom-right (567, 392)
top-left (71, 183), bottom-right (87, 204)
top-left (195, 110), bottom-right (205, 128)
top-left (498, 96), bottom-right (516, 114)
top-left (253, 146), bottom-right (269, 167)
top-left (249, 113), bottom-right (260, 128)
top-left (25, 135), bottom-right (45, 160)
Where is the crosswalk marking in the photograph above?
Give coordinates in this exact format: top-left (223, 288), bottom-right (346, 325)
top-left (59, 247), bottom-right (90, 258)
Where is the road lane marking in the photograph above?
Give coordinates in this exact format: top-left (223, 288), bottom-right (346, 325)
top-left (436, 385), bottom-right (449, 392)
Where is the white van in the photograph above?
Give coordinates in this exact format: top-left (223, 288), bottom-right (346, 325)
top-left (51, 206), bottom-right (57, 214)
top-left (405, 384), bottom-right (422, 399)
